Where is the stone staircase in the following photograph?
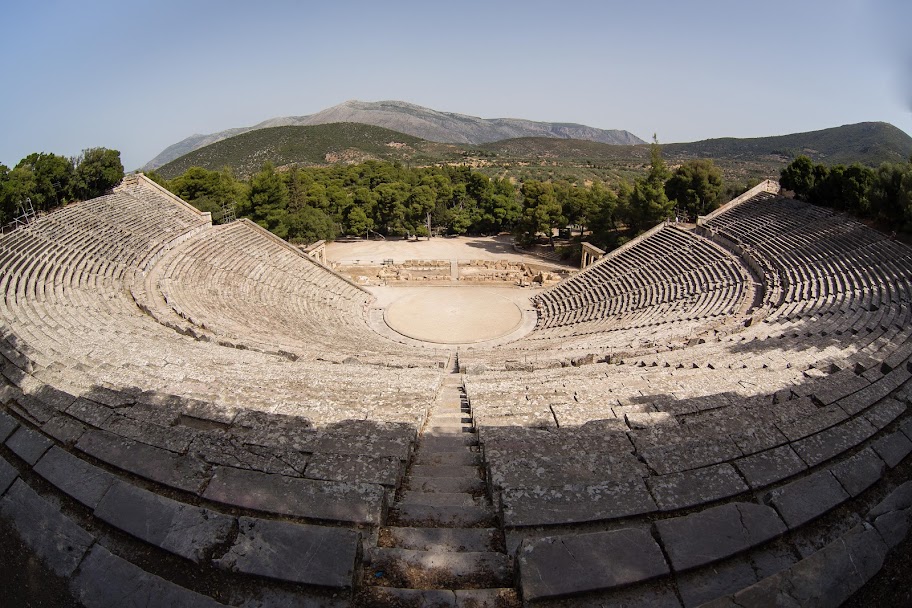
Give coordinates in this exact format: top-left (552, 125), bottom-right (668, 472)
top-left (357, 375), bottom-right (518, 607)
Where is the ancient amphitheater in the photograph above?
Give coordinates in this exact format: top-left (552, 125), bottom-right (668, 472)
top-left (1, 174), bottom-right (911, 607)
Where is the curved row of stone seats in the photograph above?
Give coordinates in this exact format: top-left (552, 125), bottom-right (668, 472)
top-left (141, 218), bottom-right (447, 366)
top-left (0, 175), bottom-right (439, 426)
top-left (463, 352), bottom-right (912, 604)
top-left (701, 193), bottom-right (912, 323)
top-left (0, 393), bottom-right (380, 605)
top-left (535, 224), bottom-right (749, 332)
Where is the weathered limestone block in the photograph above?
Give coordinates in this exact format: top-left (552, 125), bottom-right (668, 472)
top-left (518, 527), bottom-right (669, 600)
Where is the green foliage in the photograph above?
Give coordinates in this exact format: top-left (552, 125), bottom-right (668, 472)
top-left (247, 163), bottom-right (290, 238)
top-left (621, 136), bottom-right (674, 233)
top-left (665, 159), bottom-right (724, 218)
top-left (518, 181), bottom-right (566, 243)
top-left (74, 148), bottom-right (124, 199)
top-left (780, 156), bottom-right (912, 230)
top-left (169, 166), bottom-right (246, 223)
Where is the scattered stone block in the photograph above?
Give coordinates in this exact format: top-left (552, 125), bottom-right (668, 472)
top-left (655, 502), bottom-right (786, 571)
top-left (518, 527), bottom-right (669, 600)
top-left (216, 517), bottom-right (360, 588)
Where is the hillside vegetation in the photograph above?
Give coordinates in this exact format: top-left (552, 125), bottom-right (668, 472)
top-left (157, 121), bottom-right (912, 188)
top-left (157, 123), bottom-right (454, 178)
top-left (145, 99), bottom-right (644, 169)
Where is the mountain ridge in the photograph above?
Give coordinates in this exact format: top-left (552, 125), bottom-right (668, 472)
top-left (143, 100), bottom-right (645, 169)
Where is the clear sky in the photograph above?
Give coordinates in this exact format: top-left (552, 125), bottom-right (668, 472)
top-left (1, 0), bottom-right (910, 170)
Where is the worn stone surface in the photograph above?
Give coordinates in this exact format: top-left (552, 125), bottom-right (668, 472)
top-left (0, 453), bottom-right (18, 495)
top-left (717, 523), bottom-right (888, 608)
top-left (867, 480), bottom-right (912, 549)
top-left (790, 416), bottom-right (876, 467)
top-left (5, 425), bottom-right (53, 465)
top-left (502, 478), bottom-right (656, 526)
top-left (0, 409), bottom-right (18, 443)
top-left (203, 465), bottom-right (385, 524)
top-left (189, 431), bottom-right (308, 476)
top-left (94, 480), bottom-right (234, 563)
top-left (305, 452), bottom-right (402, 487)
top-left (777, 404), bottom-right (848, 442)
top-left (518, 526), bottom-right (669, 600)
top-left (735, 445), bottom-right (807, 489)
top-left (655, 502), bottom-right (786, 571)
top-left (647, 464), bottom-right (748, 511)
top-left (41, 415), bottom-right (87, 445)
top-left (66, 398), bottom-right (113, 427)
top-left (72, 544), bottom-right (225, 608)
top-left (830, 447), bottom-right (885, 497)
top-left (639, 438), bottom-right (742, 475)
top-left (676, 558), bottom-right (758, 607)
top-left (0, 478), bottom-right (94, 577)
top-left (872, 430), bottom-right (912, 468)
top-left (385, 526), bottom-right (497, 552)
top-left (765, 470), bottom-right (850, 529)
top-left (33, 446), bottom-right (116, 510)
top-left (216, 516), bottom-right (360, 588)
top-left (76, 429), bottom-right (209, 493)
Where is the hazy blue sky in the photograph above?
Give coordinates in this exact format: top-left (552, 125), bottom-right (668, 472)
top-left (1, 0), bottom-right (910, 169)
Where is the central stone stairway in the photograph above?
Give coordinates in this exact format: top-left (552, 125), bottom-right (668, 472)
top-left (357, 374), bottom-right (519, 607)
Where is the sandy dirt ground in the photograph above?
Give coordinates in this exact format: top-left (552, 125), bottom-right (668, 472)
top-left (380, 286), bottom-right (526, 344)
top-left (326, 235), bottom-right (573, 267)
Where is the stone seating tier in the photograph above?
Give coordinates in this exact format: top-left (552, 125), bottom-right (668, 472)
top-left (2, 179), bottom-right (912, 606)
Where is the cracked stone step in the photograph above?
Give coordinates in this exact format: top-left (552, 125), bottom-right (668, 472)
top-left (409, 476), bottom-right (486, 494)
top-left (400, 491), bottom-right (479, 507)
top-left (426, 426), bottom-right (474, 435)
top-left (411, 464), bottom-right (481, 479)
top-left (366, 547), bottom-right (512, 589)
top-left (413, 451), bottom-right (480, 467)
top-left (393, 503), bottom-right (497, 528)
top-left (382, 527), bottom-right (500, 552)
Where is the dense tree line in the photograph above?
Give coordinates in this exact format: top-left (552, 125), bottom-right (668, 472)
top-left (780, 155), bottom-right (912, 230)
top-left (156, 140), bottom-right (736, 249)
top-left (0, 148), bottom-right (124, 227)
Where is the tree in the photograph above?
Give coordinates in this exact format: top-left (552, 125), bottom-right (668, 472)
top-left (622, 136), bottom-right (673, 232)
top-left (519, 181), bottom-right (565, 244)
top-left (15, 152), bottom-right (76, 211)
top-left (287, 206), bottom-right (337, 243)
top-left (665, 159), bottom-right (724, 218)
top-left (346, 206), bottom-right (374, 236)
top-left (779, 156), bottom-right (816, 200)
top-left (247, 163), bottom-right (289, 238)
top-left (74, 148), bottom-right (124, 199)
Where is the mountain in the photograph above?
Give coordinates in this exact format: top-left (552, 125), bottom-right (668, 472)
top-left (143, 100), bottom-right (645, 169)
top-left (154, 120), bottom-right (912, 185)
top-left (663, 122), bottom-right (912, 167)
top-left (156, 123), bottom-right (449, 178)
